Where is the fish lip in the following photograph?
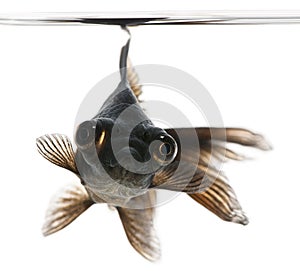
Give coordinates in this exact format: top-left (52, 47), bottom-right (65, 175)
top-left (115, 146), bottom-right (161, 173)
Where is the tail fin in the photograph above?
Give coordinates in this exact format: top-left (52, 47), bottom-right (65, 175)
top-left (166, 127), bottom-right (272, 153)
top-left (189, 176), bottom-right (249, 225)
top-left (165, 127), bottom-right (271, 166)
top-left (159, 127), bottom-right (271, 224)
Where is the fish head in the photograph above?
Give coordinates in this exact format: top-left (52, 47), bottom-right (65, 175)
top-left (74, 115), bottom-right (178, 202)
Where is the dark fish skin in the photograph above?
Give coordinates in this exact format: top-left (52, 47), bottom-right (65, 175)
top-left (36, 27), bottom-right (271, 261)
top-left (73, 33), bottom-right (179, 203)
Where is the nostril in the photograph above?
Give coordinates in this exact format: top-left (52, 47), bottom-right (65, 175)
top-left (143, 130), bottom-right (151, 141)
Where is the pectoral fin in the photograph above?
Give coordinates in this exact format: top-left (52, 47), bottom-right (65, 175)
top-left (189, 176), bottom-right (249, 225)
top-left (36, 134), bottom-right (78, 174)
top-left (117, 191), bottom-right (160, 261)
top-left (43, 183), bottom-right (94, 236)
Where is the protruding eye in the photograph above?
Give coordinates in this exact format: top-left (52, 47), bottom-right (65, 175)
top-left (159, 141), bottom-right (172, 156)
top-left (75, 120), bottom-right (96, 148)
top-left (151, 134), bottom-right (178, 166)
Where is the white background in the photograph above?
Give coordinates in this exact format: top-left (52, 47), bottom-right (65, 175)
top-left (0, 1), bottom-right (300, 270)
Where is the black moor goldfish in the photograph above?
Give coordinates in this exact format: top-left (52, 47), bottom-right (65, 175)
top-left (36, 27), bottom-right (271, 261)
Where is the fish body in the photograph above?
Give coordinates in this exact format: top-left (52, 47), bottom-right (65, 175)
top-left (36, 29), bottom-right (271, 261)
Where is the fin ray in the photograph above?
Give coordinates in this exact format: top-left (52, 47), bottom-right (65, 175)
top-left (117, 191), bottom-right (160, 261)
top-left (151, 161), bottom-right (210, 193)
top-left (36, 134), bottom-right (78, 173)
top-left (189, 176), bottom-right (249, 225)
top-left (165, 127), bottom-right (272, 153)
top-left (43, 183), bottom-right (94, 236)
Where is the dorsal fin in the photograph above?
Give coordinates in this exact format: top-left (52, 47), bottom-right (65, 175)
top-left (95, 26), bottom-right (141, 118)
top-left (119, 26), bottom-right (131, 86)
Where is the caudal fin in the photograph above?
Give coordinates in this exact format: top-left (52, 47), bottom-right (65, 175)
top-left (189, 176), bottom-right (249, 225)
top-left (161, 127), bottom-right (271, 224)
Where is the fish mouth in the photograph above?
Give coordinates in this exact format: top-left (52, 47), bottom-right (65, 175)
top-left (115, 147), bottom-right (143, 167)
top-left (114, 146), bottom-right (160, 175)
top-left (76, 144), bottom-right (152, 195)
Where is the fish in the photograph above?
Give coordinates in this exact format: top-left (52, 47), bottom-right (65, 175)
top-left (36, 27), bottom-right (271, 261)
